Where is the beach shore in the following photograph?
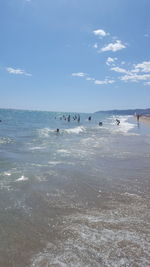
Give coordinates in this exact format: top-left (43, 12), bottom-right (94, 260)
top-left (139, 115), bottom-right (150, 127)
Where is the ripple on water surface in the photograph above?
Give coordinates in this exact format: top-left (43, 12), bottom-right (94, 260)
top-left (30, 196), bottom-right (150, 267)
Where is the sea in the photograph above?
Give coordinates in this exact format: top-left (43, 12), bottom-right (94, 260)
top-left (0, 108), bottom-right (150, 267)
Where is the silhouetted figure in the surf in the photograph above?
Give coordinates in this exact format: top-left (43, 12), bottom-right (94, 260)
top-left (99, 122), bottom-right (103, 126)
top-left (73, 115), bottom-right (77, 120)
top-left (136, 114), bottom-right (141, 122)
top-left (77, 114), bottom-right (80, 123)
top-left (88, 116), bottom-right (91, 121)
top-left (135, 114), bottom-right (141, 128)
top-left (68, 115), bottom-right (70, 122)
top-left (116, 119), bottom-right (120, 125)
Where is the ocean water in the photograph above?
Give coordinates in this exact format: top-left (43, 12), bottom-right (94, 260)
top-left (0, 109), bottom-right (150, 267)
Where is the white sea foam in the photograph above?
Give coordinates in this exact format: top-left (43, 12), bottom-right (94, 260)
top-left (31, 208), bottom-right (150, 267)
top-left (110, 116), bottom-right (135, 134)
top-left (4, 172), bottom-right (11, 176)
top-left (0, 137), bottom-right (14, 144)
top-left (123, 132), bottom-right (140, 136)
top-left (38, 126), bottom-right (86, 137)
top-left (38, 128), bottom-right (54, 137)
top-left (16, 175), bottom-right (29, 182)
top-left (64, 126), bottom-right (85, 134)
top-left (123, 192), bottom-right (141, 198)
top-left (57, 149), bottom-right (70, 154)
top-left (80, 136), bottom-right (107, 147)
top-left (29, 146), bottom-right (46, 150)
top-left (48, 161), bottom-right (63, 165)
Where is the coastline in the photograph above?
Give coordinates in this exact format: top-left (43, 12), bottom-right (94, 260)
top-left (139, 115), bottom-right (150, 127)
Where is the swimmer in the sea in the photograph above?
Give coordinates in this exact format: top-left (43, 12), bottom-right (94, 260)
top-left (99, 122), bottom-right (103, 126)
top-left (56, 128), bottom-right (59, 133)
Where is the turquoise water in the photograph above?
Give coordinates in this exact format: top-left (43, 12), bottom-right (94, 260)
top-left (0, 109), bottom-right (150, 267)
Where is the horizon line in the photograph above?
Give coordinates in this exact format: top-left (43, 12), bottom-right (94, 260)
top-left (0, 107), bottom-right (150, 114)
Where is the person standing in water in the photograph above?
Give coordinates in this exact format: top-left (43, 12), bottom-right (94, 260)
top-left (68, 115), bottom-right (70, 122)
top-left (135, 113), bottom-right (141, 128)
top-left (136, 114), bottom-right (140, 122)
top-left (77, 114), bottom-right (80, 123)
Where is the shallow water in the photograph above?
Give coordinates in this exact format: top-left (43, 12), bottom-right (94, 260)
top-left (0, 109), bottom-right (150, 266)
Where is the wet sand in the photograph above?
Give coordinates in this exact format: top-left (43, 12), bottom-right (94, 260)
top-left (139, 115), bottom-right (150, 127)
top-left (1, 155), bottom-right (150, 266)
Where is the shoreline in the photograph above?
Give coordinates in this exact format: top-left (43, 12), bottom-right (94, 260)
top-left (139, 115), bottom-right (150, 128)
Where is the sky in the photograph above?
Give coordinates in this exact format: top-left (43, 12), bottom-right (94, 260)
top-left (0, 0), bottom-right (150, 113)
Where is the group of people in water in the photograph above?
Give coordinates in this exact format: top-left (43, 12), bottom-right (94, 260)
top-left (55, 114), bottom-right (121, 133)
top-left (56, 114), bottom-right (81, 123)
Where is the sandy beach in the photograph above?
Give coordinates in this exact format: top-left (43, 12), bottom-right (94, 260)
top-left (139, 115), bottom-right (150, 127)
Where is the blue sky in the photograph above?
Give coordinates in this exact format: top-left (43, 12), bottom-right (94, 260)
top-left (0, 0), bottom-right (150, 113)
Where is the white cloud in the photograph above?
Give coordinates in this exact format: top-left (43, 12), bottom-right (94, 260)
top-left (133, 61), bottom-right (150, 73)
top-left (71, 71), bottom-right (115, 86)
top-left (111, 67), bottom-right (128, 74)
top-left (106, 57), bottom-right (117, 66)
top-left (93, 43), bottom-right (98, 49)
top-left (107, 57), bottom-right (116, 63)
top-left (101, 40), bottom-right (126, 52)
top-left (72, 72), bottom-right (87, 77)
top-left (86, 77), bottom-right (95, 81)
top-left (6, 67), bottom-right (32, 76)
top-left (130, 68), bottom-right (140, 73)
top-left (144, 81), bottom-right (150, 85)
top-left (115, 61), bottom-right (150, 84)
top-left (71, 72), bottom-right (115, 86)
top-left (144, 81), bottom-right (150, 86)
top-left (93, 29), bottom-right (109, 37)
top-left (120, 73), bottom-right (150, 82)
top-left (94, 79), bottom-right (115, 85)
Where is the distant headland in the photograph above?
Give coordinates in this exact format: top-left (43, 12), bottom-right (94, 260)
top-left (95, 108), bottom-right (150, 115)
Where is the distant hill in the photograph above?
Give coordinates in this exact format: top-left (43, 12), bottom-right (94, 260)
top-left (95, 108), bottom-right (150, 115)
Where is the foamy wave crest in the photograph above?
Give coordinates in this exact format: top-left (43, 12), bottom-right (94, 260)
top-left (111, 116), bottom-right (135, 134)
top-left (29, 146), bottom-right (46, 150)
top-left (4, 172), bottom-right (11, 176)
top-left (64, 126), bottom-right (85, 134)
top-left (57, 149), bottom-right (70, 154)
top-left (16, 175), bottom-right (29, 182)
top-left (38, 126), bottom-right (85, 137)
top-left (38, 128), bottom-right (54, 137)
top-left (48, 161), bottom-right (63, 165)
top-left (0, 137), bottom-right (14, 144)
